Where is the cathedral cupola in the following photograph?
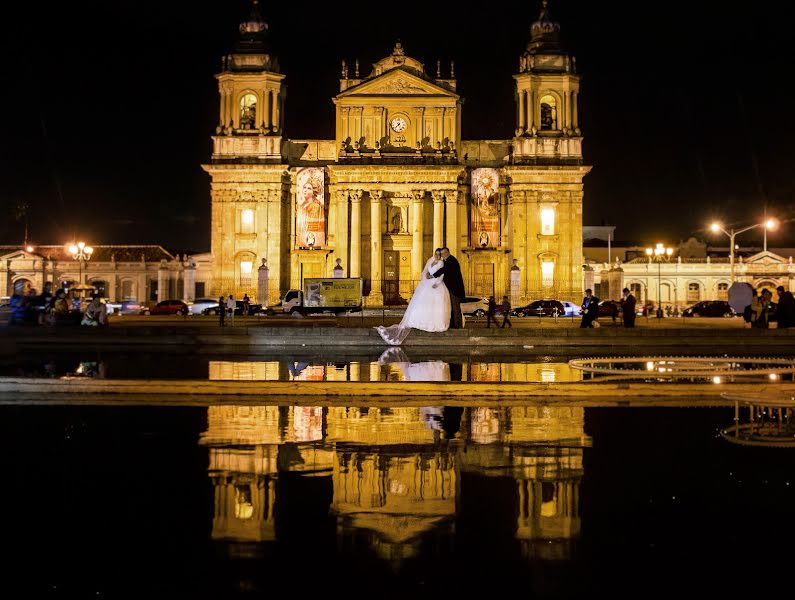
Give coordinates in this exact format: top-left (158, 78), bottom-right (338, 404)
top-left (527, 0), bottom-right (562, 54)
top-left (224, 0), bottom-right (278, 73)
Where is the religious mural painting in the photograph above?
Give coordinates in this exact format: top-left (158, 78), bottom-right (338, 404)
top-left (295, 167), bottom-right (326, 248)
top-left (470, 168), bottom-right (500, 248)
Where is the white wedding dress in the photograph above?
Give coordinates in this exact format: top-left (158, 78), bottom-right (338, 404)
top-left (376, 256), bottom-right (451, 345)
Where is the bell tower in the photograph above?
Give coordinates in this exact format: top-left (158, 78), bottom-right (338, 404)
top-left (211, 0), bottom-right (285, 161)
top-left (512, 0), bottom-right (582, 163)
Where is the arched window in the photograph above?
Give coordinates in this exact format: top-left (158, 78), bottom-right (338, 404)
top-left (687, 282), bottom-right (700, 303)
top-left (239, 93), bottom-right (257, 130)
top-left (121, 279), bottom-right (135, 300)
top-left (539, 94), bottom-right (558, 130)
top-left (717, 282), bottom-right (728, 301)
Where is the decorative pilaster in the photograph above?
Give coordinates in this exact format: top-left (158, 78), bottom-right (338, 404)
top-left (432, 191), bottom-right (445, 251)
top-left (500, 189), bottom-right (509, 248)
top-left (350, 190), bottom-right (362, 278)
top-left (411, 190), bottom-right (425, 283)
top-left (335, 189), bottom-right (349, 275)
top-left (446, 189), bottom-right (461, 258)
top-left (369, 190), bottom-right (383, 305)
top-left (258, 258), bottom-right (269, 306)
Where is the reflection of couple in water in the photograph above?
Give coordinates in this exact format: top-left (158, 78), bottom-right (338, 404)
top-left (376, 246), bottom-right (466, 346)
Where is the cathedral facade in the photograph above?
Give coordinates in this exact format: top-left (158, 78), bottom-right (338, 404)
top-left (204, 1), bottom-right (589, 306)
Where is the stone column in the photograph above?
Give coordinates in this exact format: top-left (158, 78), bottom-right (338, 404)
top-left (432, 191), bottom-right (445, 251)
top-left (350, 190), bottom-right (362, 278)
top-left (445, 190), bottom-right (460, 257)
top-left (369, 190), bottom-right (383, 305)
top-left (335, 189), bottom-right (349, 275)
top-left (157, 261), bottom-right (168, 302)
top-left (583, 265), bottom-right (594, 295)
top-left (500, 189), bottom-right (509, 248)
top-left (183, 259), bottom-right (196, 302)
top-left (411, 190), bottom-right (425, 283)
top-left (258, 258), bottom-right (269, 306)
top-left (571, 91), bottom-right (579, 130)
top-left (528, 90), bottom-right (535, 132)
top-left (518, 90), bottom-right (526, 132)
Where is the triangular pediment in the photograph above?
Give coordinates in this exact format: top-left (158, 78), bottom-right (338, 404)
top-left (336, 68), bottom-right (459, 99)
top-left (745, 250), bottom-right (786, 264)
top-left (0, 250), bottom-right (42, 261)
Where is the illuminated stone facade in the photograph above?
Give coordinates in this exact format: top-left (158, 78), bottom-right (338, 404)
top-left (204, 2), bottom-right (589, 306)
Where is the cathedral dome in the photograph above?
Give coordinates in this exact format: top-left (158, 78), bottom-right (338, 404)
top-left (530, 0), bottom-right (560, 38)
top-left (239, 0), bottom-right (268, 35)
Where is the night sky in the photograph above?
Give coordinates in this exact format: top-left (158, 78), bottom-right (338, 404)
top-left (2, 0), bottom-right (793, 253)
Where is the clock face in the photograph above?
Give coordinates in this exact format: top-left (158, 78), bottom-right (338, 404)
top-left (390, 117), bottom-right (407, 133)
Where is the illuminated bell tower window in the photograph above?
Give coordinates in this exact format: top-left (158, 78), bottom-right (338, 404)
top-left (541, 260), bottom-right (554, 288)
top-left (241, 209), bottom-right (254, 233)
top-left (239, 93), bottom-right (257, 129)
top-left (541, 208), bottom-right (555, 235)
top-left (539, 94), bottom-right (558, 130)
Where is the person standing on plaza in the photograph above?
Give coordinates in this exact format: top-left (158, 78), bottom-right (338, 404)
top-left (750, 288), bottom-right (772, 329)
top-left (218, 295), bottom-right (225, 326)
top-left (501, 295), bottom-right (512, 328)
top-left (580, 288), bottom-right (599, 328)
top-left (621, 287), bottom-right (636, 328)
top-left (775, 286), bottom-right (795, 328)
top-left (242, 293), bottom-right (250, 316)
top-left (486, 295), bottom-right (497, 328)
top-left (226, 294), bottom-right (236, 326)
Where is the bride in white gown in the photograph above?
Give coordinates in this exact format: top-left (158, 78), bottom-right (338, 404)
top-left (376, 249), bottom-right (451, 345)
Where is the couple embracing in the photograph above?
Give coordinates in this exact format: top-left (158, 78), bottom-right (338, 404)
top-left (376, 247), bottom-right (465, 346)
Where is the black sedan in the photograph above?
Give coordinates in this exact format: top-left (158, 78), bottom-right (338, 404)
top-left (511, 299), bottom-right (565, 317)
top-left (681, 300), bottom-right (736, 318)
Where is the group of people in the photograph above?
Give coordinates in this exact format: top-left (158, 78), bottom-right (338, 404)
top-left (218, 293), bottom-right (254, 325)
top-left (485, 295), bottom-right (512, 328)
top-left (7, 284), bottom-right (107, 327)
top-left (579, 287), bottom-right (638, 328)
top-left (749, 285), bottom-right (795, 329)
top-left (376, 247), bottom-right (465, 345)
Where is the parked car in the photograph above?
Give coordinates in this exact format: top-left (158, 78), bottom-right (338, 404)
top-left (188, 297), bottom-right (219, 315)
top-left (203, 300), bottom-right (264, 316)
top-left (597, 300), bottom-right (621, 319)
top-left (459, 296), bottom-right (490, 317)
top-left (512, 299), bottom-right (565, 317)
top-left (105, 299), bottom-right (142, 315)
top-left (559, 300), bottom-right (581, 317)
top-left (142, 300), bottom-right (190, 316)
top-left (681, 300), bottom-right (736, 318)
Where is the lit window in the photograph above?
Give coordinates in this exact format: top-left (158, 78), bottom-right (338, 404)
top-left (239, 93), bottom-right (257, 129)
top-left (241, 209), bottom-right (254, 233)
top-left (541, 261), bottom-right (554, 287)
top-left (687, 282), bottom-right (700, 303)
top-left (717, 282), bottom-right (728, 301)
top-left (240, 261), bottom-right (253, 275)
top-left (541, 208), bottom-right (555, 235)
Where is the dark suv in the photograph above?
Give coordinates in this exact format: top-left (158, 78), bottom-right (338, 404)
top-left (682, 300), bottom-right (736, 318)
top-left (511, 299), bottom-right (565, 317)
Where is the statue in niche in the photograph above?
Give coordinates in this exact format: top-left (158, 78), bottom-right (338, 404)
top-left (390, 207), bottom-right (404, 233)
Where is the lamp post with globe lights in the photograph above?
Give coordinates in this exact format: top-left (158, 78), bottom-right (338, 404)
top-left (68, 241), bottom-right (94, 284)
top-left (709, 219), bottom-right (777, 284)
top-left (645, 243), bottom-right (673, 318)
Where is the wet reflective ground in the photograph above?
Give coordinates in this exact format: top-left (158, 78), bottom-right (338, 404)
top-left (1, 402), bottom-right (793, 597)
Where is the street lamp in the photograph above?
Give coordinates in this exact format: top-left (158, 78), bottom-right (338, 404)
top-left (645, 243), bottom-right (673, 318)
top-left (709, 219), bottom-right (777, 284)
top-left (68, 241), bottom-right (94, 284)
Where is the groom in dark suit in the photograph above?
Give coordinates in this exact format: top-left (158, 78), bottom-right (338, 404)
top-left (428, 247), bottom-right (466, 329)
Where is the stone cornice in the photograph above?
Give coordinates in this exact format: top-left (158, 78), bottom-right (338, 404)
top-left (327, 164), bottom-right (464, 186)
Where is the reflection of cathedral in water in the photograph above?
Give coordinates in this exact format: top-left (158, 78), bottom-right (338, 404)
top-left (199, 404), bottom-right (590, 565)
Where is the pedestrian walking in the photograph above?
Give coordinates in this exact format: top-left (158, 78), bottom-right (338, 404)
top-left (218, 295), bottom-right (225, 326)
top-left (501, 296), bottom-right (512, 328)
top-left (486, 295), bottom-right (497, 328)
top-left (621, 287), bottom-right (636, 328)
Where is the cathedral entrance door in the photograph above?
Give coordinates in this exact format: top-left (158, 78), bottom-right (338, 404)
top-left (472, 262), bottom-right (495, 298)
top-left (383, 251), bottom-right (402, 305)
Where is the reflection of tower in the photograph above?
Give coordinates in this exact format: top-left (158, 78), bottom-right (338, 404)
top-left (200, 406), bottom-right (284, 548)
top-left (463, 406), bottom-right (590, 560)
top-left (326, 407), bottom-right (457, 567)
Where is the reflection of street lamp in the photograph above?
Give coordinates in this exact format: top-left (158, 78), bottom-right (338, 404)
top-left (645, 243), bottom-right (673, 318)
top-left (709, 219), bottom-right (777, 284)
top-left (68, 241), bottom-right (94, 284)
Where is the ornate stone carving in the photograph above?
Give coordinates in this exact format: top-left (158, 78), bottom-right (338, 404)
top-left (369, 190), bottom-right (383, 202)
top-left (372, 78), bottom-right (427, 94)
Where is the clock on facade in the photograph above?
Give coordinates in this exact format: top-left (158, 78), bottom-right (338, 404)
top-left (390, 116), bottom-right (407, 132)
